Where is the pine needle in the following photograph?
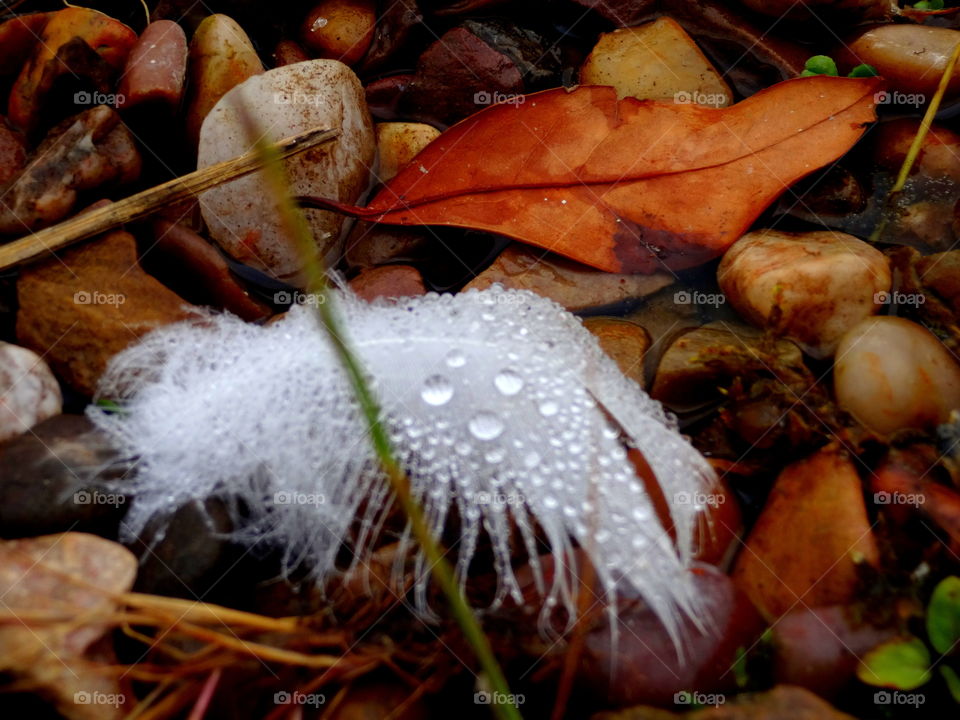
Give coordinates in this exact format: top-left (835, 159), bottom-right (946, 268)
top-left (870, 42), bottom-right (960, 243)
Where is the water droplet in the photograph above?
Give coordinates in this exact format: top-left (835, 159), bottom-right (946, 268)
top-left (494, 369), bottom-right (523, 396)
top-left (421, 375), bottom-right (453, 406)
top-left (539, 401), bottom-right (558, 417)
top-left (445, 349), bottom-right (466, 368)
top-left (524, 451), bottom-right (540, 468)
top-left (469, 411), bottom-right (504, 441)
top-left (485, 448), bottom-right (506, 464)
top-left (543, 496), bottom-right (559, 510)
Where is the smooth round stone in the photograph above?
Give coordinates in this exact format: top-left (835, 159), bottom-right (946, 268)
top-left (0, 341), bottom-right (61, 443)
top-left (198, 60), bottom-right (375, 286)
top-left (835, 316), bottom-right (960, 435)
top-left (844, 24), bottom-right (960, 100)
top-left (0, 414), bottom-right (129, 538)
top-left (718, 229), bottom-right (891, 358)
top-left (301, 0), bottom-right (376, 66)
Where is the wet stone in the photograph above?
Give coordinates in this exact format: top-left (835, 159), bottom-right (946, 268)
top-left (0, 414), bottom-right (132, 538)
top-left (130, 496), bottom-right (246, 602)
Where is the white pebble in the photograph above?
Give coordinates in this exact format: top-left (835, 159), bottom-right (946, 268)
top-left (835, 316), bottom-right (960, 435)
top-left (0, 342), bottom-right (61, 442)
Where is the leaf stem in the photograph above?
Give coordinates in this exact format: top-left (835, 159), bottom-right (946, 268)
top-left (232, 102), bottom-right (522, 720)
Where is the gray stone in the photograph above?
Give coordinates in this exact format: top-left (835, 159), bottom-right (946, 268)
top-left (0, 414), bottom-right (131, 538)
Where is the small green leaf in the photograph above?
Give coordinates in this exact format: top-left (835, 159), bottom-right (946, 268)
top-left (732, 645), bottom-right (750, 690)
top-left (857, 637), bottom-right (932, 690)
top-left (928, 576), bottom-right (960, 655)
top-left (941, 666), bottom-right (960, 703)
top-left (803, 55), bottom-right (839, 77)
top-left (914, 0), bottom-right (945, 10)
top-left (848, 64), bottom-right (879, 78)
top-left (95, 398), bottom-right (126, 414)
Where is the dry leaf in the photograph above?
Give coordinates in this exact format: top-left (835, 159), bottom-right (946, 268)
top-left (306, 76), bottom-right (881, 273)
top-left (0, 533), bottom-right (137, 719)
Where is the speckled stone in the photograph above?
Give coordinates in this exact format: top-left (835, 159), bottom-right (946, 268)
top-left (0, 341), bottom-right (61, 442)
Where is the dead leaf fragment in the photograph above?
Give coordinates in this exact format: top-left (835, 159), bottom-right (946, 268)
top-left (0, 533), bottom-right (137, 720)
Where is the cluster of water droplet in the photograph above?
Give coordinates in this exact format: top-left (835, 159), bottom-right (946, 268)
top-left (91, 285), bottom-right (713, 639)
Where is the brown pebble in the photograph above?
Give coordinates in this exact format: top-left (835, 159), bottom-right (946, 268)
top-left (349, 265), bottom-right (426, 302)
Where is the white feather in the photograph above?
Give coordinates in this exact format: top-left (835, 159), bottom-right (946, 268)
top-left (89, 286), bottom-right (715, 643)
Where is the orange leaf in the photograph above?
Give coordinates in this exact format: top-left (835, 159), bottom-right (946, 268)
top-left (305, 76), bottom-right (881, 273)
